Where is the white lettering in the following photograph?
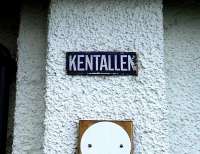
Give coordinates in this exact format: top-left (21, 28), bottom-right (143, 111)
top-left (108, 55), bottom-right (114, 71)
top-left (93, 55), bottom-right (100, 71)
top-left (114, 55), bottom-right (120, 71)
top-left (121, 55), bottom-right (127, 71)
top-left (78, 55), bottom-right (84, 71)
top-left (85, 55), bottom-right (93, 71)
top-left (69, 55), bottom-right (76, 71)
top-left (69, 53), bottom-right (134, 73)
top-left (100, 55), bottom-right (108, 71)
top-left (128, 55), bottom-right (134, 71)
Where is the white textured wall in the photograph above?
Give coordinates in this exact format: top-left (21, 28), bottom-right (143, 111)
top-left (165, 4), bottom-right (200, 154)
top-left (44, 0), bottom-right (168, 153)
top-left (12, 2), bottom-right (47, 154)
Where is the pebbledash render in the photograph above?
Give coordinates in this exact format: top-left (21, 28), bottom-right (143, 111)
top-left (48, 0), bottom-right (167, 153)
top-left (10, 0), bottom-right (200, 154)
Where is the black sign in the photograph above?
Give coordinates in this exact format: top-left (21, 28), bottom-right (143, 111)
top-left (66, 52), bottom-right (138, 75)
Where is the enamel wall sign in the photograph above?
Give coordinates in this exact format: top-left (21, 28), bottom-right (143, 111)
top-left (66, 52), bottom-right (138, 75)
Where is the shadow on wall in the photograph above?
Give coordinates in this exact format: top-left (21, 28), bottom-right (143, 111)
top-left (164, 1), bottom-right (200, 154)
top-left (0, 1), bottom-right (20, 154)
top-left (0, 44), bottom-right (16, 154)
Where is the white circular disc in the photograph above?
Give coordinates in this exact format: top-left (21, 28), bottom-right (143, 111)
top-left (80, 121), bottom-right (131, 154)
